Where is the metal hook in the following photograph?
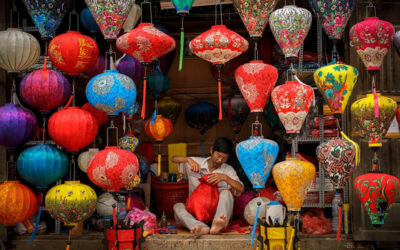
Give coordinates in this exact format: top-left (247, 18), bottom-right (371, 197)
top-left (366, 1), bottom-right (376, 17)
top-left (106, 118), bottom-right (119, 146)
top-left (140, 0), bottom-right (153, 24)
top-left (68, 1), bottom-right (80, 31)
top-left (9, 0), bottom-right (20, 28)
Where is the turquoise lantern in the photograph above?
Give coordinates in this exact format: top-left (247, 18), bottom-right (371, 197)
top-left (17, 143), bottom-right (69, 189)
top-left (86, 69), bottom-right (137, 116)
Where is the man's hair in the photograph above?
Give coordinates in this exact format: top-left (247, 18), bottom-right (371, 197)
top-left (212, 137), bottom-right (233, 154)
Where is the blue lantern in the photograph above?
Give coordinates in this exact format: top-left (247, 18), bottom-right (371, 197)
top-left (80, 7), bottom-right (100, 34)
top-left (86, 70), bottom-right (137, 116)
top-left (126, 101), bottom-right (140, 119)
top-left (17, 143), bottom-right (69, 189)
top-left (147, 65), bottom-right (170, 99)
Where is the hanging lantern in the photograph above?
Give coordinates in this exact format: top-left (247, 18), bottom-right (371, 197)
top-left (81, 103), bottom-right (109, 126)
top-left (158, 97), bottom-right (182, 125)
top-left (233, 0), bottom-right (279, 39)
top-left (17, 144), bottom-right (69, 189)
top-left (185, 101), bottom-right (219, 135)
top-left (269, 5), bottom-right (312, 59)
top-left (45, 181), bottom-right (97, 224)
top-left (123, 4), bottom-right (142, 33)
top-left (147, 65), bottom-right (170, 99)
top-left (307, 0), bottom-right (357, 40)
top-left (351, 93), bottom-right (397, 148)
top-left (48, 31), bottom-right (99, 75)
top-left (19, 63), bottom-right (71, 113)
top-left (86, 70), bottom-right (137, 116)
top-left (78, 148), bottom-right (99, 173)
top-left (119, 133), bottom-right (139, 153)
top-left (394, 31), bottom-right (400, 57)
top-left (116, 54), bottom-right (144, 81)
top-left (271, 81), bottom-right (314, 134)
top-left (314, 63), bottom-right (358, 115)
top-left (0, 103), bottom-right (38, 150)
top-left (84, 55), bottom-right (106, 78)
top-left (23, 0), bottom-right (72, 39)
top-left (263, 98), bottom-right (281, 130)
top-left (235, 61), bottom-right (278, 113)
top-left (354, 172), bottom-right (400, 226)
top-left (0, 28), bottom-right (40, 72)
top-left (48, 107), bottom-right (99, 152)
top-left (80, 7), bottom-right (100, 34)
top-left (349, 17), bottom-right (394, 71)
top-left (396, 107), bottom-right (400, 126)
top-left (222, 95), bottom-right (250, 135)
top-left (236, 136), bottom-right (279, 190)
top-left (96, 192), bottom-right (117, 217)
top-left (0, 181), bottom-right (37, 226)
top-left (272, 159), bottom-right (316, 212)
top-left (87, 147), bottom-right (140, 191)
top-left (126, 102), bottom-right (140, 119)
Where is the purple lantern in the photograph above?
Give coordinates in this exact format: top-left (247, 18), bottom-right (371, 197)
top-left (0, 104), bottom-right (38, 150)
top-left (116, 54), bottom-right (144, 81)
top-left (84, 55), bottom-right (106, 78)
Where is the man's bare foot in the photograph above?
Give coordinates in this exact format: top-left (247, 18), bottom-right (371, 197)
top-left (210, 214), bottom-right (227, 235)
top-left (190, 225), bottom-right (210, 237)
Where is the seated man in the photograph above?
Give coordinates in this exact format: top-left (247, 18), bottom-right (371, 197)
top-left (171, 137), bottom-right (244, 236)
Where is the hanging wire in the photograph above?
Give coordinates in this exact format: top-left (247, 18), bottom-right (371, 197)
top-left (42, 117), bottom-right (46, 143)
top-left (220, 0), bottom-right (223, 25)
top-left (69, 156), bottom-right (76, 180)
top-left (254, 41), bottom-right (259, 60)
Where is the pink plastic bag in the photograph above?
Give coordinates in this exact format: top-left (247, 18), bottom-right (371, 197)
top-left (301, 208), bottom-right (332, 235)
top-left (125, 208), bottom-right (156, 235)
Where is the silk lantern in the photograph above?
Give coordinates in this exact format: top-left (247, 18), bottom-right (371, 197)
top-left (96, 192), bottom-right (117, 216)
top-left (351, 93), bottom-right (397, 148)
top-left (269, 5), bottom-right (312, 59)
top-left (126, 102), bottom-right (140, 119)
top-left (354, 172), bottom-right (400, 226)
top-left (222, 95), bottom-right (250, 135)
top-left (87, 147), bottom-right (140, 191)
top-left (185, 101), bottom-right (219, 135)
top-left (271, 81), bottom-right (314, 134)
top-left (19, 62), bottom-right (71, 113)
top-left (81, 103), bottom-right (109, 126)
top-left (147, 65), bottom-right (171, 99)
top-left (48, 31), bottom-right (99, 75)
top-left (350, 17), bottom-right (394, 71)
top-left (86, 69), bottom-right (137, 116)
top-left (394, 31), bottom-right (400, 57)
top-left (80, 7), bottom-right (100, 34)
top-left (0, 103), bottom-right (38, 150)
top-left (189, 25), bottom-right (249, 120)
top-left (235, 61), bottom-right (278, 114)
top-left (314, 63), bottom-right (358, 115)
top-left (0, 181), bottom-right (37, 226)
top-left (119, 132), bottom-right (139, 153)
top-left (272, 159), bottom-right (316, 212)
top-left (123, 4), bottom-right (142, 33)
top-left (0, 28), bottom-right (40, 72)
top-left (17, 144), bottom-right (69, 189)
top-left (158, 97), bottom-right (182, 125)
top-left (396, 107), bottom-right (400, 126)
top-left (116, 54), bottom-right (144, 81)
top-left (84, 55), bottom-right (106, 78)
top-left (244, 197), bottom-right (271, 225)
top-left (48, 107), bottom-right (99, 152)
top-left (78, 148), bottom-right (99, 173)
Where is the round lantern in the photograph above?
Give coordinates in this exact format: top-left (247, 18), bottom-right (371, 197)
top-left (0, 181), bottom-right (37, 226)
top-left (80, 7), bottom-right (100, 34)
top-left (394, 31), bottom-right (400, 57)
top-left (126, 102), bottom-right (140, 119)
top-left (185, 101), bottom-right (219, 135)
top-left (48, 107), bottom-right (99, 152)
top-left (17, 144), bottom-right (69, 188)
top-left (272, 159), bottom-right (316, 212)
top-left (244, 196), bottom-right (271, 225)
top-left (86, 70), bottom-right (137, 116)
top-left (48, 31), bottom-right (99, 75)
top-left (19, 63), bottom-right (71, 113)
top-left (87, 147), bottom-right (140, 191)
top-left (116, 54), bottom-right (144, 81)
top-left (96, 192), bottom-right (117, 217)
top-left (119, 133), bottom-right (139, 153)
top-left (0, 103), bottom-right (38, 150)
top-left (314, 63), bottom-right (358, 115)
top-left (350, 17), bottom-right (394, 71)
top-left (81, 102), bottom-right (109, 126)
top-left (235, 61), bottom-right (278, 113)
top-left (45, 181), bottom-right (97, 224)
top-left (78, 148), bottom-right (99, 173)
top-left (158, 97), bottom-right (182, 125)
top-left (222, 95), bottom-right (250, 135)
top-left (354, 172), bottom-right (400, 226)
top-left (144, 115), bottom-right (173, 142)
top-left (84, 55), bottom-right (106, 78)
top-left (0, 28), bottom-right (40, 72)
top-left (147, 65), bottom-right (170, 99)
top-left (396, 107), bottom-right (400, 126)
top-left (351, 93), bottom-right (397, 148)
top-left (271, 81), bottom-right (314, 134)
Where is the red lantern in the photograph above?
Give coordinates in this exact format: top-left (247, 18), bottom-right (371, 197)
top-left (235, 60), bottom-right (278, 113)
top-left (87, 146), bottom-right (140, 191)
top-left (349, 17), bottom-right (394, 71)
top-left (396, 107), bottom-right (400, 126)
top-left (48, 107), bottom-right (98, 152)
top-left (271, 81), bottom-right (314, 134)
top-left (81, 102), bottom-right (109, 126)
top-left (189, 25), bottom-right (249, 120)
top-left (48, 31), bottom-right (99, 75)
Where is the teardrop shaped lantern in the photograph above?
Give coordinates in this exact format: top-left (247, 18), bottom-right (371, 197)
top-left (81, 103), bottom-right (109, 126)
top-left (116, 54), bottom-right (144, 81)
top-left (147, 65), bottom-right (170, 99)
top-left (271, 81), bottom-right (314, 134)
top-left (269, 5), bottom-right (312, 59)
top-left (350, 17), bottom-right (394, 71)
top-left (222, 95), bottom-right (250, 135)
top-left (80, 7), bottom-right (100, 34)
top-left (354, 172), bottom-right (400, 226)
top-left (235, 61), bottom-right (278, 113)
top-left (78, 148), bottom-right (99, 173)
top-left (314, 63), bottom-right (359, 115)
top-left (119, 133), bottom-right (139, 153)
top-left (351, 93), bottom-right (397, 148)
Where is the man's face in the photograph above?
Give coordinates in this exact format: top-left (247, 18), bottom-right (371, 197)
top-left (210, 150), bottom-right (229, 167)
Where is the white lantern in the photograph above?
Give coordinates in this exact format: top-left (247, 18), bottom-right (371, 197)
top-left (244, 196), bottom-right (270, 225)
top-left (96, 192), bottom-right (117, 216)
top-left (123, 4), bottom-right (142, 33)
top-left (78, 148), bottom-right (99, 173)
top-left (0, 28), bottom-right (40, 72)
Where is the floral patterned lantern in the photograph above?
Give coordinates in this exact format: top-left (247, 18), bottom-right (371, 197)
top-left (354, 172), bottom-right (400, 226)
top-left (223, 95), bottom-right (250, 135)
top-left (87, 147), bottom-right (140, 191)
top-left (351, 93), bottom-right (396, 148)
top-left (272, 159), bottom-right (316, 212)
top-left (189, 25), bottom-right (249, 120)
top-left (271, 81), bottom-right (314, 134)
top-left (235, 61), bottom-right (278, 114)
top-left (48, 31), bottom-right (99, 75)
top-left (119, 132), bottom-right (139, 153)
top-left (314, 63), bottom-right (359, 115)
top-left (350, 17), bottom-right (394, 71)
top-left (269, 5), bottom-right (312, 59)
top-left (81, 103), bottom-right (109, 126)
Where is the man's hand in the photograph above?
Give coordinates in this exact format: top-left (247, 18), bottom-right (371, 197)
top-left (207, 173), bottom-right (228, 185)
top-left (187, 157), bottom-right (201, 172)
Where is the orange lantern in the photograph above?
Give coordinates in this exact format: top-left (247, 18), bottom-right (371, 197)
top-left (144, 115), bottom-right (173, 175)
top-left (0, 181), bottom-right (37, 226)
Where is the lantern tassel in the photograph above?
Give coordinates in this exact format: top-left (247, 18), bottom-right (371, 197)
top-left (373, 87), bottom-right (379, 118)
top-left (42, 56), bottom-right (48, 81)
top-left (158, 153), bottom-right (161, 176)
top-left (28, 206), bottom-right (42, 244)
top-left (341, 131), bottom-right (360, 167)
top-left (179, 17), bottom-right (184, 71)
top-left (218, 79), bottom-right (222, 120)
top-left (336, 205), bottom-right (342, 242)
top-left (141, 68), bottom-right (147, 119)
top-left (250, 201), bottom-right (260, 245)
